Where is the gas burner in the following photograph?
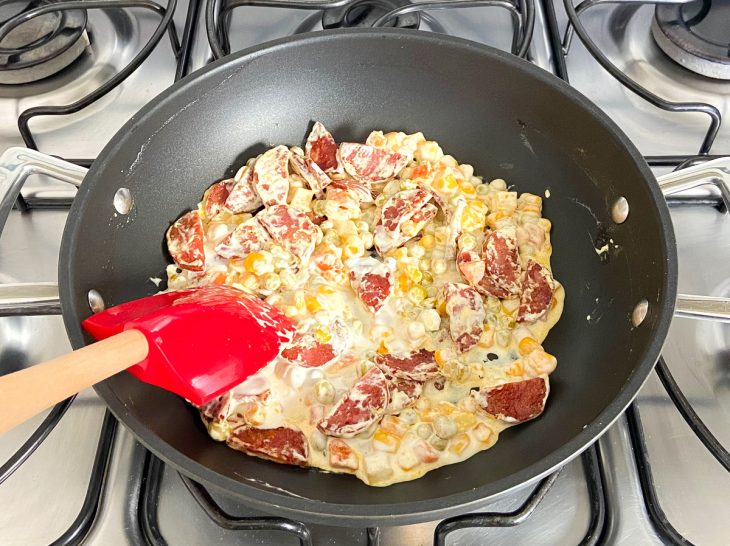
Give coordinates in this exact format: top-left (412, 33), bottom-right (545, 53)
top-left (292, 0), bottom-right (421, 33)
top-left (0, 0), bottom-right (89, 84)
top-left (322, 0), bottom-right (419, 29)
top-left (651, 0), bottom-right (730, 80)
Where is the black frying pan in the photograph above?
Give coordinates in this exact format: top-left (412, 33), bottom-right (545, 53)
top-left (2, 29), bottom-right (698, 525)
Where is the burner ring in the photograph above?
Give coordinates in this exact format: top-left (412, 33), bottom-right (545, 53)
top-left (0, 0), bottom-right (87, 73)
top-left (322, 0), bottom-right (420, 30)
top-left (652, 0), bottom-right (730, 80)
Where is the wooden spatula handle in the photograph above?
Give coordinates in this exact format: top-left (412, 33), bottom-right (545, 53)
top-left (0, 329), bottom-right (149, 434)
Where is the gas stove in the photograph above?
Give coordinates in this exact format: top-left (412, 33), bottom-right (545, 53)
top-left (0, 1), bottom-right (728, 544)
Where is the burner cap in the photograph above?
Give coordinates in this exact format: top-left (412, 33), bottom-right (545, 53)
top-left (652, 0), bottom-right (730, 80)
top-left (0, 0), bottom-right (89, 84)
top-left (322, 0), bottom-right (419, 30)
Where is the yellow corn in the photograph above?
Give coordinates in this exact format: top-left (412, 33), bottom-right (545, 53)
top-left (373, 430), bottom-right (400, 453)
top-left (243, 252), bottom-right (265, 274)
top-left (419, 233), bottom-right (435, 250)
top-left (397, 272), bottom-right (412, 292)
top-left (305, 295), bottom-right (322, 314)
top-left (459, 182), bottom-right (477, 197)
top-left (449, 433), bottom-right (471, 455)
top-left (436, 401), bottom-right (456, 415)
top-left (501, 298), bottom-right (520, 316)
top-left (380, 415), bottom-right (409, 437)
top-left (432, 174), bottom-right (459, 193)
top-left (486, 211), bottom-right (508, 230)
top-left (407, 285), bottom-right (428, 305)
top-left (376, 340), bottom-right (389, 354)
top-left (479, 325), bottom-right (495, 348)
top-left (461, 200), bottom-right (489, 231)
top-left (473, 423), bottom-right (494, 443)
top-left (314, 327), bottom-right (331, 343)
top-left (519, 336), bottom-right (542, 356)
top-left (317, 285), bottom-right (336, 295)
top-left (454, 412), bottom-right (477, 432)
top-left (505, 361), bottom-right (525, 377)
top-left (404, 264), bottom-right (422, 283)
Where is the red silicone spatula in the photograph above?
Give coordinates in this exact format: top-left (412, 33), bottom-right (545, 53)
top-left (0, 285), bottom-right (294, 434)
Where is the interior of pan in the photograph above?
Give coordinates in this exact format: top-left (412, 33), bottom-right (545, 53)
top-left (59, 29), bottom-right (676, 525)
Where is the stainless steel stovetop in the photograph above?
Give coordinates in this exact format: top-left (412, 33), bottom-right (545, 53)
top-left (0, 1), bottom-right (728, 544)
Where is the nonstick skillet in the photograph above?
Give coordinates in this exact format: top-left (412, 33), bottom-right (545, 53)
top-left (0, 29), bottom-right (729, 526)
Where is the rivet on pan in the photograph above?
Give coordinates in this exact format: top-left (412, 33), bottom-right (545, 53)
top-left (632, 300), bottom-right (649, 327)
top-left (611, 197), bottom-right (629, 224)
top-left (113, 188), bottom-right (133, 215)
top-left (88, 289), bottom-right (105, 313)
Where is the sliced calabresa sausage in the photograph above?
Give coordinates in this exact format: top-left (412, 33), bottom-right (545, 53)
top-left (305, 122), bottom-right (341, 173)
top-left (226, 164), bottom-right (262, 213)
top-left (257, 204), bottom-right (318, 264)
top-left (443, 282), bottom-right (485, 353)
top-left (374, 349), bottom-right (439, 382)
top-left (214, 217), bottom-right (270, 259)
top-left (289, 153), bottom-right (332, 194)
top-left (202, 180), bottom-right (231, 218)
top-left (166, 210), bottom-right (205, 271)
top-left (374, 189), bottom-right (434, 254)
top-left (318, 367), bottom-right (389, 438)
top-left (281, 320), bottom-right (349, 368)
top-left (385, 376), bottom-right (423, 414)
top-left (254, 145), bottom-right (290, 206)
top-left (476, 376), bottom-right (549, 423)
top-left (227, 425), bottom-right (308, 466)
top-left (480, 226), bottom-right (522, 298)
top-left (339, 143), bottom-right (409, 183)
top-left (347, 256), bottom-right (394, 313)
top-left (518, 259), bottom-right (555, 323)
top-left (330, 176), bottom-right (374, 203)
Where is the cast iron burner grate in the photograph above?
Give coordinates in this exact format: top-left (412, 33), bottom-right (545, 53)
top-left (0, 0), bottom-right (89, 84)
top-left (652, 0), bottom-right (730, 81)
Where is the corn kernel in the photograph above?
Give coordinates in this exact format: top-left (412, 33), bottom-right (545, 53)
top-left (314, 327), bottom-right (331, 343)
top-left (518, 337), bottom-right (542, 356)
top-left (459, 182), bottom-right (477, 197)
top-left (474, 423), bottom-right (494, 443)
top-left (454, 412), bottom-right (478, 431)
top-left (260, 273), bottom-right (281, 292)
top-left (397, 272), bottom-right (412, 292)
top-left (407, 285), bottom-right (428, 304)
top-left (317, 285), bottom-right (336, 295)
top-left (241, 273), bottom-right (259, 291)
top-left (436, 401), bottom-right (456, 415)
top-left (373, 430), bottom-right (400, 453)
top-left (380, 415), bottom-right (409, 437)
top-left (419, 233), bottom-right (435, 250)
top-left (243, 252), bottom-right (265, 274)
top-left (506, 361), bottom-right (525, 377)
top-left (479, 325), bottom-right (495, 347)
top-left (432, 174), bottom-right (458, 193)
top-left (449, 433), bottom-right (471, 455)
top-left (501, 298), bottom-right (520, 316)
top-left (404, 264), bottom-right (422, 283)
top-left (306, 295), bottom-right (322, 314)
top-left (376, 340), bottom-right (389, 354)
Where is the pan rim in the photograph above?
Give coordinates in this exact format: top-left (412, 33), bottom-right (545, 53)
top-left (59, 27), bottom-right (678, 526)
